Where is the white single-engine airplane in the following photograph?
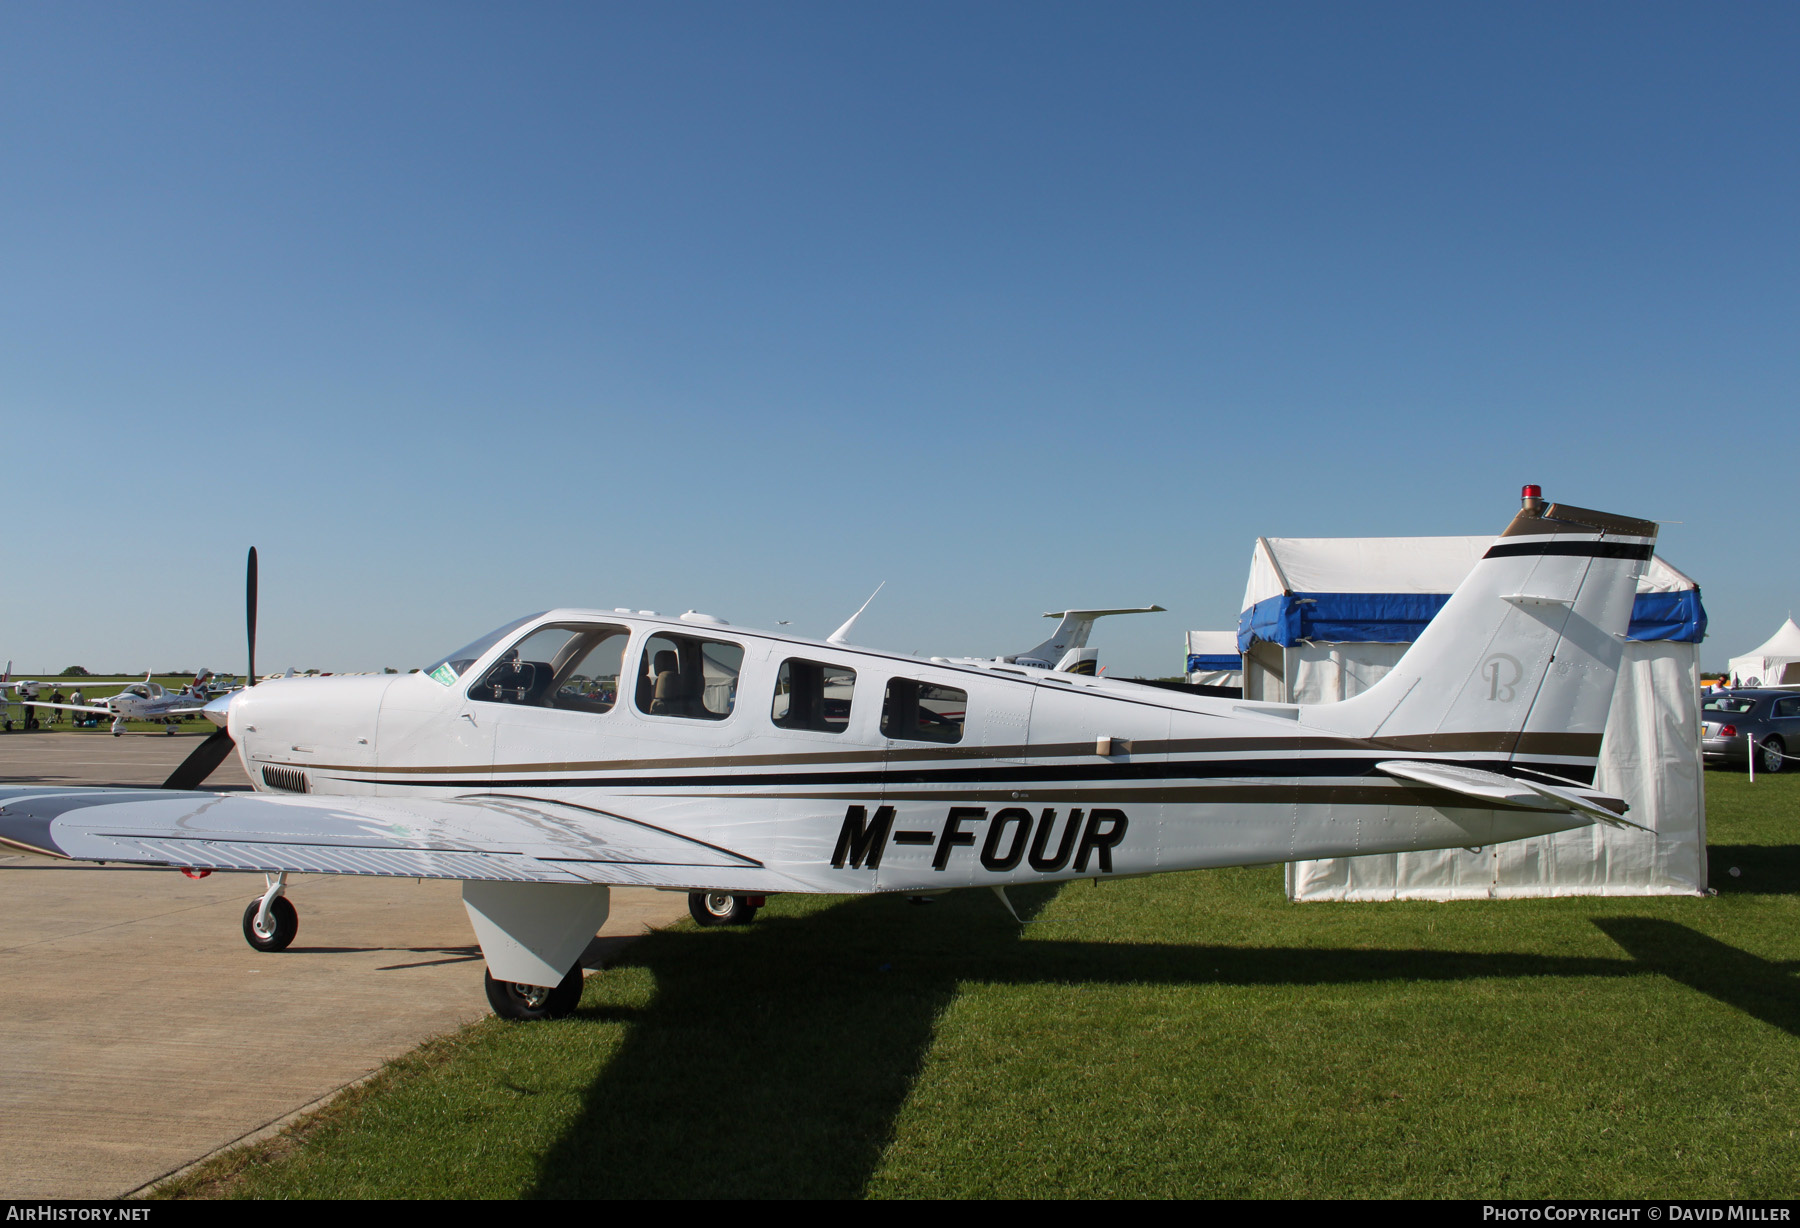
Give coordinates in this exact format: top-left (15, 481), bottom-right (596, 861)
top-left (20, 672), bottom-right (218, 735)
top-left (0, 489), bottom-right (1656, 1021)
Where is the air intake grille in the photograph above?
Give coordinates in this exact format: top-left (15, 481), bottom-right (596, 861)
top-left (261, 765), bottom-right (311, 794)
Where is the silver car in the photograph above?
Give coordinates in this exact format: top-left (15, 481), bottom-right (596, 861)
top-left (1700, 689), bottom-right (1800, 772)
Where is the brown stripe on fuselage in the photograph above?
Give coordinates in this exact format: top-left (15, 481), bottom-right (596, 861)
top-left (295, 730), bottom-right (1602, 778)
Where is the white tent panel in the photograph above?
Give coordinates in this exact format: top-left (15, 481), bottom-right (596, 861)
top-left (1285, 641), bottom-right (1706, 899)
top-left (1245, 537), bottom-right (1708, 902)
top-left (1728, 617), bottom-right (1800, 687)
top-left (1185, 630), bottom-right (1242, 687)
top-left (1242, 536), bottom-right (1491, 613)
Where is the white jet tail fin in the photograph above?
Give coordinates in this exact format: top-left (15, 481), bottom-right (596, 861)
top-left (1013, 606), bottom-right (1164, 673)
top-left (1300, 493), bottom-right (1657, 773)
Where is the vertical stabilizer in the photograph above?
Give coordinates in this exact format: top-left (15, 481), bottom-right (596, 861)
top-left (1013, 606), bottom-right (1164, 671)
top-left (1300, 491), bottom-right (1657, 766)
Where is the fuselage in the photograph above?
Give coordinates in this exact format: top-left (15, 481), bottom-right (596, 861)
top-left (221, 609), bottom-right (1595, 895)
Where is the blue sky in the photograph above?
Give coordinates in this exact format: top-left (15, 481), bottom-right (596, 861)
top-left (3, 2), bottom-right (1795, 676)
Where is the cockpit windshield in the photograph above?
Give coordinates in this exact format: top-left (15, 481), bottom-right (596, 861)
top-left (425, 613), bottom-right (546, 686)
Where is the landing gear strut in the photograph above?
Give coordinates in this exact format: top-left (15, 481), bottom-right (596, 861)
top-left (484, 963), bottom-right (584, 1020)
top-left (242, 873), bottom-right (297, 951)
top-left (689, 891), bottom-right (761, 926)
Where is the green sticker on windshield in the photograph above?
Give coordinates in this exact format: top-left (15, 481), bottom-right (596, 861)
top-left (429, 663), bottom-right (458, 687)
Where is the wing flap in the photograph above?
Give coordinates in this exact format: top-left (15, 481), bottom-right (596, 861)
top-left (75, 834), bottom-right (583, 882)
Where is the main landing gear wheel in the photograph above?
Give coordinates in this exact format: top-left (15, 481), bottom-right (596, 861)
top-left (689, 891), bottom-right (759, 926)
top-left (1759, 735), bottom-right (1786, 775)
top-left (241, 896), bottom-right (298, 952)
top-left (485, 964), bottom-right (584, 1021)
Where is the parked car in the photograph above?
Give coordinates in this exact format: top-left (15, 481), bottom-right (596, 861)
top-left (1700, 689), bottom-right (1800, 772)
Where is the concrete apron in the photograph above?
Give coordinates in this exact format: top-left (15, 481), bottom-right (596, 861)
top-left (0, 732), bottom-right (690, 1198)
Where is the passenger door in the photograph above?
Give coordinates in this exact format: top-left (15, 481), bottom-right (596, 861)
top-left (486, 624), bottom-right (633, 788)
top-left (1769, 696), bottom-right (1800, 757)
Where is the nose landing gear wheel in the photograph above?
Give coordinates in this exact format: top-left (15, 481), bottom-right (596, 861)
top-left (485, 964), bottom-right (584, 1020)
top-left (689, 891), bottom-right (759, 926)
top-left (242, 896), bottom-right (298, 952)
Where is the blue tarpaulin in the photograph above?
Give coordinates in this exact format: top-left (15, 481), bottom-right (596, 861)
top-left (1186, 653), bottom-right (1242, 673)
top-left (1239, 588), bottom-right (1705, 652)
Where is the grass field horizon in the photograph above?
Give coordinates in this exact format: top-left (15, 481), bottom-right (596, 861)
top-left (157, 770), bottom-right (1798, 1200)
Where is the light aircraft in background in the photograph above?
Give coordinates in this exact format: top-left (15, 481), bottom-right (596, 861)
top-left (962, 605), bottom-right (1165, 675)
top-left (0, 489), bottom-right (1656, 1022)
top-left (18, 671), bottom-right (220, 735)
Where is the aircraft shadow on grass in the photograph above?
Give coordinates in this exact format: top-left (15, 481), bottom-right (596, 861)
top-left (524, 888), bottom-right (1800, 1199)
top-left (1705, 845), bottom-right (1800, 896)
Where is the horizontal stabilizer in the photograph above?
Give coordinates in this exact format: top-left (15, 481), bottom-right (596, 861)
top-left (1375, 760), bottom-right (1645, 831)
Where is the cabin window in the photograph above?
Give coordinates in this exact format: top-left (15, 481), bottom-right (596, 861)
top-left (469, 623), bottom-right (629, 711)
top-left (881, 679), bottom-right (967, 744)
top-left (635, 633), bottom-right (743, 721)
top-left (550, 629), bottom-right (630, 713)
top-left (772, 659), bottom-right (856, 733)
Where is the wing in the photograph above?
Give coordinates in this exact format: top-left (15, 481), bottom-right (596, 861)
top-left (1374, 760), bottom-right (1647, 831)
top-left (13, 700), bottom-right (112, 715)
top-left (0, 786), bottom-right (813, 894)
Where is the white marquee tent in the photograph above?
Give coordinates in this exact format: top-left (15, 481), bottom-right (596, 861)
top-left (1728, 618), bottom-right (1800, 687)
top-left (1235, 536), bottom-right (1709, 900)
top-left (1184, 631), bottom-right (1242, 688)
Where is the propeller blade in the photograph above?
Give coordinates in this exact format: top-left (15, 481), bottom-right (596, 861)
top-left (247, 546), bottom-right (258, 687)
top-left (162, 727), bottom-right (237, 791)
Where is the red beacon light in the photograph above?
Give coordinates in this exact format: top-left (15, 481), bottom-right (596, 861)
top-left (1521, 483), bottom-right (1545, 511)
top-left (1521, 484), bottom-right (1542, 500)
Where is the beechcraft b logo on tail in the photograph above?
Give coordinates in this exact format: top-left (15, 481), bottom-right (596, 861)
top-left (1482, 653), bottom-right (1523, 702)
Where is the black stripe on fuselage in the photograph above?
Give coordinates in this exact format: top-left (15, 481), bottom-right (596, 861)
top-left (1484, 540), bottom-right (1654, 560)
top-left (332, 755), bottom-right (1597, 791)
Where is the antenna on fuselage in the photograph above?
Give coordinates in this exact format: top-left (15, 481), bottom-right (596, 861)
top-left (827, 582), bottom-right (886, 646)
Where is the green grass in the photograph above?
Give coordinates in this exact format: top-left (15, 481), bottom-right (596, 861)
top-left (159, 770), bottom-right (1800, 1199)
